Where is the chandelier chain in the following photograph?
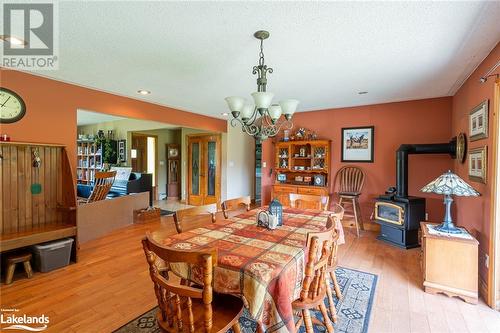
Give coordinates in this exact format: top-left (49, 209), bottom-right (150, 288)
top-left (259, 39), bottom-right (265, 67)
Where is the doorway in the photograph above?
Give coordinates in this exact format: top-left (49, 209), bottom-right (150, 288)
top-left (491, 79), bottom-right (500, 310)
top-left (131, 133), bottom-right (158, 198)
top-left (187, 134), bottom-right (221, 205)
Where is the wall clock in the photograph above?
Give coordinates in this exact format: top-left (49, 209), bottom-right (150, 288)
top-left (313, 174), bottom-right (325, 186)
top-left (0, 87), bottom-right (26, 124)
top-left (168, 147), bottom-right (179, 158)
top-left (456, 132), bottom-right (467, 164)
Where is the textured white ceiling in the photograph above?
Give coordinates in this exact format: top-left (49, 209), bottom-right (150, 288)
top-left (77, 110), bottom-right (128, 126)
top-left (21, 1), bottom-right (500, 118)
top-left (77, 109), bottom-right (179, 129)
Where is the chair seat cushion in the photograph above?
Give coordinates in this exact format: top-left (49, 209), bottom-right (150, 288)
top-left (338, 191), bottom-right (361, 197)
top-left (157, 292), bottom-right (244, 332)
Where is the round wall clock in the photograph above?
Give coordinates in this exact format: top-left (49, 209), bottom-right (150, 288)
top-left (168, 148), bottom-right (179, 158)
top-left (456, 132), bottom-right (467, 163)
top-left (0, 87), bottom-right (26, 124)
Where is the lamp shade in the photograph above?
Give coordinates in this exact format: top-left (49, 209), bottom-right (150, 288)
top-left (241, 104), bottom-right (255, 119)
top-left (279, 99), bottom-right (299, 115)
top-left (251, 92), bottom-right (274, 109)
top-left (421, 170), bottom-right (480, 196)
top-left (268, 104), bottom-right (282, 120)
top-left (224, 96), bottom-right (246, 112)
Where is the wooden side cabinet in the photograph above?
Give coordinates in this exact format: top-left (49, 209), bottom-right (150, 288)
top-left (420, 222), bottom-right (479, 304)
top-left (272, 184), bottom-right (329, 208)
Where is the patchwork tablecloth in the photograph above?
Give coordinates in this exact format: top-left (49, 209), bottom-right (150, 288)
top-left (158, 207), bottom-right (344, 333)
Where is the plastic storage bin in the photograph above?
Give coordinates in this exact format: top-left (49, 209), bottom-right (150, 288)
top-left (31, 238), bottom-right (74, 272)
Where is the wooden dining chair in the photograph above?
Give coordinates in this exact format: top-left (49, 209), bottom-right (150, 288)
top-left (289, 193), bottom-right (330, 211)
top-left (78, 171), bottom-right (116, 204)
top-left (293, 220), bottom-right (335, 333)
top-left (221, 196), bottom-right (251, 219)
top-left (334, 165), bottom-right (365, 237)
top-left (173, 204), bottom-right (217, 234)
top-left (142, 234), bottom-right (244, 333)
top-left (327, 204), bottom-right (344, 303)
top-left (324, 222), bottom-right (342, 323)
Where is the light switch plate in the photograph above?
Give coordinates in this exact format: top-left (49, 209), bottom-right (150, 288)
top-left (263, 162), bottom-right (267, 168)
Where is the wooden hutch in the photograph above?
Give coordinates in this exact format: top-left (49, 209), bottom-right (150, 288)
top-left (272, 139), bottom-right (331, 207)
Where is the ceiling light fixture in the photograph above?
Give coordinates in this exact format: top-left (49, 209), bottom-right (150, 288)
top-left (137, 90), bottom-right (151, 95)
top-left (0, 35), bottom-right (26, 46)
top-left (224, 30), bottom-right (299, 142)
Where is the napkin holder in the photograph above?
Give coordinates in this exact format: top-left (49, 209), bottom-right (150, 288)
top-left (257, 211), bottom-right (278, 230)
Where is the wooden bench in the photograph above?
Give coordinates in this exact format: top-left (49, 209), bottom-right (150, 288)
top-left (1, 142), bottom-right (78, 262)
top-left (0, 224), bottom-right (77, 251)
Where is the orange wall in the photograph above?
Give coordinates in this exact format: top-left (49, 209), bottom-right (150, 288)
top-left (0, 68), bottom-right (226, 176)
top-left (262, 97), bottom-right (454, 223)
top-left (451, 42), bottom-right (500, 286)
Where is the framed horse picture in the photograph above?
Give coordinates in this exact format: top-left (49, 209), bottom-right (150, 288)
top-left (341, 126), bottom-right (375, 162)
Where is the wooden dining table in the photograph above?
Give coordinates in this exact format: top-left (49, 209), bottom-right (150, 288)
top-left (156, 207), bottom-right (345, 333)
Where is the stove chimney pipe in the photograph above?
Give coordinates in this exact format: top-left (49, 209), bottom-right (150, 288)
top-left (396, 138), bottom-right (457, 198)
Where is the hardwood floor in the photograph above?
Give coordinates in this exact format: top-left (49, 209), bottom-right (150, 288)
top-left (1, 216), bottom-right (499, 333)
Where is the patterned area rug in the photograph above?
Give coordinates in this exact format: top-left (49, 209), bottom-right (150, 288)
top-left (114, 267), bottom-right (377, 333)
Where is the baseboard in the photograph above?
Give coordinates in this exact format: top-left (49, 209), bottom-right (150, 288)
top-left (479, 275), bottom-right (488, 303)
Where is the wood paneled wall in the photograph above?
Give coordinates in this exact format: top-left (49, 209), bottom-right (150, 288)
top-left (0, 142), bottom-right (76, 234)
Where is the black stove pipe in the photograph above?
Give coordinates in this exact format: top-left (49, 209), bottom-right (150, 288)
top-left (396, 138), bottom-right (457, 198)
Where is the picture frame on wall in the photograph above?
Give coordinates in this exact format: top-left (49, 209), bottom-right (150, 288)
top-left (341, 126), bottom-right (374, 162)
top-left (468, 146), bottom-right (487, 183)
top-left (469, 100), bottom-right (488, 141)
top-left (118, 139), bottom-right (126, 162)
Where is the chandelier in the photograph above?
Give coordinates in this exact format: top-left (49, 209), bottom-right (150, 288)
top-left (224, 30), bottom-right (299, 141)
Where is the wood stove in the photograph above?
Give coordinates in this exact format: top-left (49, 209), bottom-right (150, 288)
top-left (375, 138), bottom-right (458, 248)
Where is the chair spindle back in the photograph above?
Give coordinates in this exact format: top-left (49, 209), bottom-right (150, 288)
top-left (86, 171), bottom-right (116, 203)
top-left (301, 221), bottom-right (334, 302)
top-left (221, 196), bottom-right (251, 219)
top-left (142, 234), bottom-right (217, 332)
top-left (173, 203), bottom-right (217, 234)
top-left (289, 193), bottom-right (330, 211)
top-left (336, 166), bottom-right (365, 194)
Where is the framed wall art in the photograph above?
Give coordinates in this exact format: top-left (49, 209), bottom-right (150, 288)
top-left (469, 100), bottom-right (488, 141)
top-left (341, 126), bottom-right (374, 162)
top-left (468, 146), bottom-right (487, 183)
top-left (118, 139), bottom-right (126, 162)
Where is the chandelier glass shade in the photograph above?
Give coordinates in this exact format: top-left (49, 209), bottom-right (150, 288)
top-left (224, 30), bottom-right (299, 141)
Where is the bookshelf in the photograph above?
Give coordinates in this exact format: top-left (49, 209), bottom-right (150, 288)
top-left (76, 140), bottom-right (103, 184)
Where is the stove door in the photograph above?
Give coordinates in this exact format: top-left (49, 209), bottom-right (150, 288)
top-left (375, 202), bottom-right (405, 226)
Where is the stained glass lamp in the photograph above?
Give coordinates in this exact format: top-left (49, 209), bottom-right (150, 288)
top-left (421, 170), bottom-right (480, 234)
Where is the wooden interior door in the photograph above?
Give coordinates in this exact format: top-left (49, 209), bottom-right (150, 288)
top-left (187, 134), bottom-right (221, 206)
top-left (131, 134), bottom-right (148, 173)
